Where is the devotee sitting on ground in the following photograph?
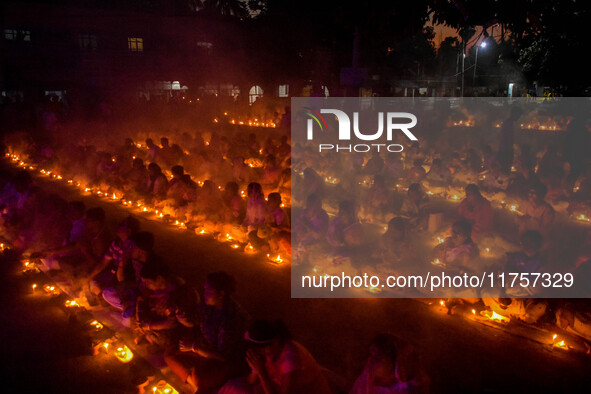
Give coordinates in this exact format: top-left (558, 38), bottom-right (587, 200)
top-left (43, 207), bottom-right (111, 281)
top-left (406, 159), bottom-right (426, 184)
top-left (381, 155), bottom-right (404, 187)
top-left (433, 220), bottom-right (480, 272)
top-left (326, 200), bottom-right (365, 250)
top-left (425, 158), bottom-right (452, 186)
top-left (87, 216), bottom-right (140, 302)
top-left (146, 162), bottom-right (168, 202)
top-left (259, 155), bottom-right (282, 191)
top-left (166, 165), bottom-right (191, 207)
top-left (505, 230), bottom-right (546, 275)
top-left (219, 319), bottom-right (331, 394)
top-left (293, 194), bottom-right (329, 247)
top-left (518, 183), bottom-right (555, 239)
top-left (232, 157), bottom-right (250, 184)
top-left (479, 161), bottom-right (509, 193)
top-left (242, 182), bottom-right (267, 232)
top-left (135, 262), bottom-right (181, 353)
top-left (350, 333), bottom-right (428, 394)
top-left (145, 138), bottom-right (160, 162)
top-left (302, 167), bottom-right (325, 200)
top-left (487, 230), bottom-right (548, 317)
top-left (159, 137), bottom-right (177, 167)
top-left (361, 175), bottom-right (391, 222)
top-left (221, 182), bottom-right (246, 224)
top-left (103, 231), bottom-right (158, 321)
top-left (505, 168), bottom-right (541, 202)
top-left (165, 271), bottom-right (248, 393)
top-left (363, 150), bottom-right (384, 175)
top-left (373, 217), bottom-right (416, 266)
top-left (124, 157), bottom-right (149, 196)
top-left (400, 183), bottom-right (431, 230)
top-left (457, 184), bottom-right (494, 242)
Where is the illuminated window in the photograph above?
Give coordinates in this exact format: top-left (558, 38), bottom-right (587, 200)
top-left (278, 84), bottom-right (289, 97)
top-left (79, 34), bottom-right (97, 50)
top-left (4, 29), bottom-right (28, 41)
top-left (321, 85), bottom-right (330, 97)
top-left (249, 85), bottom-right (263, 105)
top-left (128, 37), bottom-right (143, 52)
top-left (4, 29), bottom-right (17, 40)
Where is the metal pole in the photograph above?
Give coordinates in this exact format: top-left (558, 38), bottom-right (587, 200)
top-left (473, 46), bottom-right (479, 85)
top-left (461, 41), bottom-right (465, 97)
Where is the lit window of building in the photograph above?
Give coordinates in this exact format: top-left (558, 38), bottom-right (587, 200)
top-left (4, 29), bottom-right (17, 40)
top-left (128, 37), bottom-right (143, 52)
top-left (249, 85), bottom-right (263, 104)
top-left (79, 34), bottom-right (97, 50)
top-left (278, 84), bottom-right (289, 97)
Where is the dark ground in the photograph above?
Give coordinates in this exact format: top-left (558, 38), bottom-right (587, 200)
top-left (1, 167), bottom-right (591, 393)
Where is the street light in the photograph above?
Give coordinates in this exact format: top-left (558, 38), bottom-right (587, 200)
top-left (473, 41), bottom-right (487, 85)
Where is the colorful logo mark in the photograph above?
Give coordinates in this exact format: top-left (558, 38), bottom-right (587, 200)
top-left (304, 107), bottom-right (328, 132)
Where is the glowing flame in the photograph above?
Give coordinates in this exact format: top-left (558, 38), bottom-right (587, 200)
top-left (114, 345), bottom-right (134, 363)
top-left (267, 253), bottom-right (284, 265)
top-left (90, 320), bottom-right (104, 330)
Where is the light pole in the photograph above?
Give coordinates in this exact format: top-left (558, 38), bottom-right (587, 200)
top-left (473, 41), bottom-right (487, 86)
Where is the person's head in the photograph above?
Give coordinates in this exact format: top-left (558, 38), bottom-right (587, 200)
top-left (67, 200), bottom-right (85, 221)
top-left (124, 137), bottom-right (134, 146)
top-left (131, 231), bottom-right (155, 261)
top-left (204, 271), bottom-right (236, 307)
top-left (247, 182), bottom-right (263, 199)
top-left (338, 200), bottom-right (356, 223)
top-left (171, 165), bottom-right (184, 179)
top-left (528, 183), bottom-right (547, 204)
top-left (408, 183), bottom-right (423, 201)
top-left (465, 184), bottom-right (481, 204)
top-left (244, 319), bottom-right (291, 358)
top-left (224, 181), bottom-right (239, 196)
top-left (147, 162), bottom-right (161, 177)
top-left (413, 159), bottom-right (423, 168)
top-left (140, 261), bottom-right (171, 291)
top-left (451, 219), bottom-right (472, 246)
top-left (85, 207), bottom-right (106, 232)
top-left (133, 157), bottom-right (144, 169)
top-left (432, 158), bottom-right (442, 169)
top-left (117, 216), bottom-right (140, 241)
top-left (368, 333), bottom-right (399, 387)
top-left (521, 230), bottom-right (543, 257)
top-left (306, 193), bottom-right (322, 212)
top-left (386, 217), bottom-right (406, 241)
top-left (202, 179), bottom-right (216, 194)
top-left (160, 137), bottom-right (169, 147)
top-left (267, 192), bottom-right (282, 210)
top-left (264, 155), bottom-right (276, 167)
top-left (146, 138), bottom-right (154, 148)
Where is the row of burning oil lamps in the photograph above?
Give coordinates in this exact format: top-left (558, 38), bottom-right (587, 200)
top-left (21, 255), bottom-right (179, 394)
top-left (214, 112), bottom-right (277, 128)
top-left (436, 300), bottom-right (571, 351)
top-left (451, 120), bottom-right (567, 131)
top-left (319, 169), bottom-right (590, 224)
top-left (7, 152), bottom-right (287, 266)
